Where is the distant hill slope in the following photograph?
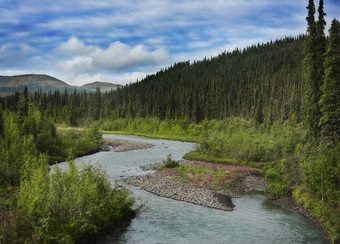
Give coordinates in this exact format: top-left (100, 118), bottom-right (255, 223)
top-left (81, 81), bottom-right (120, 93)
top-left (0, 74), bottom-right (119, 95)
top-left (0, 74), bottom-right (72, 94)
top-left (107, 35), bottom-right (306, 122)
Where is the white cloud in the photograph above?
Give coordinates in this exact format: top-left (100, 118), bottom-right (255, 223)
top-left (93, 42), bottom-right (168, 70)
top-left (58, 35), bottom-right (95, 55)
top-left (58, 56), bottom-right (93, 73)
top-left (0, 42), bottom-right (32, 64)
top-left (2, 0), bottom-right (339, 87)
top-left (57, 37), bottom-right (169, 72)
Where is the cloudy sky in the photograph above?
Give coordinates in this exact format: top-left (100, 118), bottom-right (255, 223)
top-left (1, 0), bottom-right (339, 86)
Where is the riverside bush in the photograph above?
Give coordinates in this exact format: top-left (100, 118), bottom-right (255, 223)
top-left (51, 126), bottom-right (101, 163)
top-left (17, 158), bottom-right (135, 243)
top-left (261, 162), bottom-right (291, 199)
top-left (161, 154), bottom-right (179, 168)
top-left (196, 118), bottom-right (304, 163)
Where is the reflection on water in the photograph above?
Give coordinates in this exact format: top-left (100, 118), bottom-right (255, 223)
top-left (59, 134), bottom-right (326, 244)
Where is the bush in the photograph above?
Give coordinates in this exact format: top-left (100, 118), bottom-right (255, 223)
top-left (17, 158), bottom-right (135, 243)
top-left (262, 162), bottom-right (292, 199)
top-left (301, 142), bottom-right (340, 206)
top-left (162, 154), bottom-right (179, 168)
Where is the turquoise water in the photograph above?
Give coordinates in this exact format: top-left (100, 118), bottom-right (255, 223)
top-left (59, 134), bottom-right (326, 244)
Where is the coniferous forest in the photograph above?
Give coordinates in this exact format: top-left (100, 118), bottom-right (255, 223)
top-left (0, 0), bottom-right (339, 242)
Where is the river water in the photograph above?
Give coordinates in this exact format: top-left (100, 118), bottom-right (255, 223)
top-left (59, 134), bottom-right (326, 244)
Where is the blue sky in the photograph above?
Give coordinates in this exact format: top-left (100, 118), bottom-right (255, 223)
top-left (0, 0), bottom-right (339, 86)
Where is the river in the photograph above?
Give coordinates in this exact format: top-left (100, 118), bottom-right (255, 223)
top-left (59, 134), bottom-right (326, 244)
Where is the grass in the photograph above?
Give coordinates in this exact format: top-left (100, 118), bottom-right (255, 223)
top-left (100, 130), bottom-right (198, 142)
top-left (162, 161), bottom-right (258, 189)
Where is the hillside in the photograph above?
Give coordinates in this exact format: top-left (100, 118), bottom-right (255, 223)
top-left (101, 35), bottom-right (306, 123)
top-left (0, 74), bottom-right (72, 95)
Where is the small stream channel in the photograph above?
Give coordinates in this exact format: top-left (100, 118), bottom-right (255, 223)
top-left (58, 134), bottom-right (326, 244)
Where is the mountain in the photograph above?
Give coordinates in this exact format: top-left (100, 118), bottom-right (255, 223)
top-left (80, 81), bottom-right (120, 93)
top-left (0, 74), bottom-right (74, 95)
top-left (0, 74), bottom-right (119, 96)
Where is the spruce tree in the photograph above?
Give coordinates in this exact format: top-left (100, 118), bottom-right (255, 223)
top-left (17, 85), bottom-right (29, 124)
top-left (319, 19), bottom-right (340, 143)
top-left (316, 0), bottom-right (327, 92)
top-left (304, 0), bottom-right (325, 139)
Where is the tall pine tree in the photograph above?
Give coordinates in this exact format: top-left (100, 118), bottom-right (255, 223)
top-left (304, 0), bottom-right (326, 139)
top-left (319, 19), bottom-right (340, 143)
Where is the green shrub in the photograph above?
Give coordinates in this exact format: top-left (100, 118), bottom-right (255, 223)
top-left (262, 162), bottom-right (291, 199)
top-left (162, 154), bottom-right (179, 168)
top-left (18, 158), bottom-right (135, 243)
top-left (301, 142), bottom-right (340, 206)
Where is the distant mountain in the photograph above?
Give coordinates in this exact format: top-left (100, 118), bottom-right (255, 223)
top-left (0, 74), bottom-right (73, 94)
top-left (80, 81), bottom-right (120, 93)
top-left (0, 74), bottom-right (120, 96)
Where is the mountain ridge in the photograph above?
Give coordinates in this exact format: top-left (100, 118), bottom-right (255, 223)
top-left (0, 74), bottom-right (119, 95)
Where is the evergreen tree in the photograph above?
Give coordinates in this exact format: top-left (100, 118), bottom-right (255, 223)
top-left (0, 108), bottom-right (3, 137)
top-left (17, 85), bottom-right (29, 121)
top-left (304, 0), bottom-right (325, 139)
top-left (319, 19), bottom-right (340, 143)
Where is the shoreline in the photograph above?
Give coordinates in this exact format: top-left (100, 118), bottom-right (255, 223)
top-left (273, 197), bottom-right (329, 241)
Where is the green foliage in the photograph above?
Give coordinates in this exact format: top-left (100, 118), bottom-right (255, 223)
top-left (100, 117), bottom-right (198, 142)
top-left (196, 118), bottom-right (304, 163)
top-left (17, 159), bottom-right (135, 243)
top-left (161, 154), bottom-right (179, 169)
top-left (319, 19), bottom-right (340, 143)
top-left (0, 112), bottom-right (39, 185)
top-left (301, 143), bottom-right (340, 205)
top-left (303, 0), bottom-right (327, 139)
top-left (261, 163), bottom-right (291, 199)
top-left (51, 126), bottom-right (101, 164)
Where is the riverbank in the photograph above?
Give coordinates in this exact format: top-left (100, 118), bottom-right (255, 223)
top-left (124, 161), bottom-right (266, 211)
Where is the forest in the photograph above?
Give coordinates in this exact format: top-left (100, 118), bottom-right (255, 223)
top-left (0, 0), bottom-right (339, 242)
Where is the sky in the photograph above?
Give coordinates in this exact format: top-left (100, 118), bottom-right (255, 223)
top-left (0, 0), bottom-right (339, 86)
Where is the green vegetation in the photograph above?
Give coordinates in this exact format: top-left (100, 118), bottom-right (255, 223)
top-left (319, 19), bottom-right (340, 143)
top-left (162, 161), bottom-right (257, 189)
top-left (51, 126), bottom-right (101, 163)
top-left (161, 154), bottom-right (179, 169)
top-left (1, 156), bottom-right (135, 243)
top-left (0, 90), bottom-right (135, 243)
top-left (100, 117), bottom-right (199, 142)
top-left (16, 160), bottom-right (134, 243)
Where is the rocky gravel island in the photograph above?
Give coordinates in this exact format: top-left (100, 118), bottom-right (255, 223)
top-left (124, 161), bottom-right (266, 211)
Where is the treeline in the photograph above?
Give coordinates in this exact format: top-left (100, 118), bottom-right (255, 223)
top-left (114, 35), bottom-right (305, 124)
top-left (1, 35), bottom-right (305, 126)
